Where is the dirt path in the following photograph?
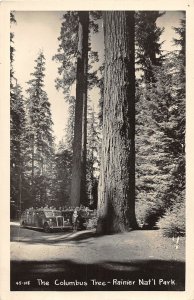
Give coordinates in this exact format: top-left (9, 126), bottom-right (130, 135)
top-left (11, 222), bottom-right (185, 263)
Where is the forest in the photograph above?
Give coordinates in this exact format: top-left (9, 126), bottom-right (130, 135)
top-left (10, 11), bottom-right (185, 237)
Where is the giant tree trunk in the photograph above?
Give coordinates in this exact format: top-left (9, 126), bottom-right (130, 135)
top-left (70, 11), bottom-right (89, 207)
top-left (97, 11), bottom-right (138, 234)
top-left (31, 133), bottom-right (35, 204)
top-left (80, 14), bottom-right (89, 206)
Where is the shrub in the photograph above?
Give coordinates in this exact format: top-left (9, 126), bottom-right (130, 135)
top-left (157, 201), bottom-right (185, 237)
top-left (136, 196), bottom-right (165, 229)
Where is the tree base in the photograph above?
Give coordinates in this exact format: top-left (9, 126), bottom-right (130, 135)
top-left (96, 216), bottom-right (138, 236)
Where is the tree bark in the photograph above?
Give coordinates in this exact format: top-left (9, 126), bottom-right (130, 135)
top-left (97, 11), bottom-right (138, 234)
top-left (70, 11), bottom-right (89, 207)
top-left (31, 133), bottom-right (35, 205)
top-left (80, 12), bottom-right (89, 206)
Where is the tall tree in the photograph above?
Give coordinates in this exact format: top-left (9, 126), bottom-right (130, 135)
top-left (54, 140), bottom-right (73, 208)
top-left (10, 83), bottom-right (27, 216)
top-left (53, 12), bottom-right (78, 99)
top-left (10, 12), bottom-right (16, 79)
top-left (26, 51), bottom-right (55, 207)
top-left (135, 11), bottom-right (164, 82)
top-left (97, 11), bottom-right (138, 234)
top-left (160, 16), bottom-right (186, 228)
top-left (53, 11), bottom-right (100, 207)
top-left (135, 11), bottom-right (165, 226)
top-left (64, 96), bottom-right (76, 151)
top-left (86, 104), bottom-right (100, 208)
top-left (135, 71), bottom-right (175, 225)
top-left (10, 13), bottom-right (27, 217)
top-left (70, 11), bottom-right (89, 207)
top-left (135, 14), bottom-right (186, 228)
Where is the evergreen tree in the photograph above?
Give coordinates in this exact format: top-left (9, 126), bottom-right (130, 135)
top-left (64, 96), bottom-right (75, 151)
top-left (135, 11), bottom-right (166, 226)
top-left (54, 140), bottom-right (72, 208)
top-left (173, 17), bottom-right (185, 61)
top-left (135, 65), bottom-right (178, 226)
top-left (97, 11), bottom-right (138, 234)
top-left (10, 83), bottom-right (27, 216)
top-left (86, 104), bottom-right (101, 208)
top-left (70, 11), bottom-right (89, 207)
top-left (97, 64), bottom-right (104, 128)
top-left (53, 11), bottom-right (79, 100)
top-left (53, 11), bottom-right (101, 207)
top-left (26, 51), bottom-right (55, 207)
top-left (53, 11), bottom-right (101, 98)
top-left (10, 12), bottom-right (16, 79)
top-left (135, 15), bottom-right (185, 230)
top-left (157, 16), bottom-right (185, 236)
top-left (135, 11), bottom-right (164, 81)
top-left (10, 13), bottom-right (27, 217)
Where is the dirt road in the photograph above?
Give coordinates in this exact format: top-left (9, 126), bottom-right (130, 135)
top-left (10, 222), bottom-right (185, 291)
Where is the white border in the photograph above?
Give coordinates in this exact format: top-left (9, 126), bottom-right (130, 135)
top-left (0, 1), bottom-right (194, 299)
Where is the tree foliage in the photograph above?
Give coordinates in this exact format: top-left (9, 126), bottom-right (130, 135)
top-left (10, 13), bottom-right (28, 218)
top-left (54, 141), bottom-right (73, 208)
top-left (52, 11), bottom-right (101, 100)
top-left (25, 51), bottom-right (55, 207)
top-left (135, 11), bottom-right (164, 81)
top-left (86, 104), bottom-right (101, 208)
top-left (53, 11), bottom-right (102, 207)
top-left (10, 11), bottom-right (185, 238)
top-left (135, 14), bottom-right (185, 235)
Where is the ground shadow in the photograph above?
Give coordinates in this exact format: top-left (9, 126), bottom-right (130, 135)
top-left (10, 224), bottom-right (97, 244)
top-left (11, 259), bottom-right (185, 291)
